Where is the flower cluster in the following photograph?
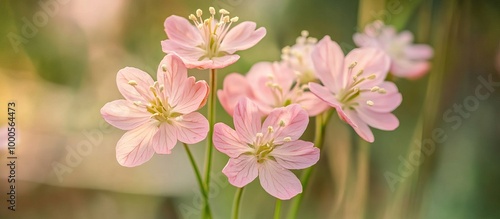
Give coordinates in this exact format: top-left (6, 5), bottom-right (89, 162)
top-left (100, 6), bottom-right (433, 215)
top-left (218, 30), bottom-right (329, 117)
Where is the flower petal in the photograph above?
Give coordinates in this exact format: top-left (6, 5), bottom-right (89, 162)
top-left (271, 140), bottom-right (320, 169)
top-left (245, 62), bottom-right (276, 107)
top-left (343, 110), bottom-right (374, 143)
top-left (309, 82), bottom-right (356, 126)
top-left (161, 40), bottom-right (211, 69)
top-left (357, 109), bottom-right (399, 131)
top-left (152, 123), bottom-right (177, 154)
top-left (391, 59), bottom-right (431, 79)
top-left (396, 30), bottom-right (414, 45)
top-left (116, 67), bottom-right (154, 102)
top-left (100, 100), bottom-right (151, 130)
top-left (258, 160), bottom-right (302, 200)
top-left (262, 104), bottom-right (309, 144)
top-left (175, 112), bottom-right (209, 144)
top-left (218, 73), bottom-right (254, 116)
top-left (213, 123), bottom-right (252, 158)
top-left (294, 91), bottom-right (330, 116)
top-left (233, 98), bottom-right (262, 144)
top-left (116, 121), bottom-right (158, 167)
top-left (312, 36), bottom-right (345, 92)
top-left (308, 82), bottom-right (341, 107)
top-left (163, 15), bottom-right (203, 47)
top-left (157, 54), bottom-right (188, 104)
top-left (358, 81), bottom-right (402, 112)
top-left (404, 44), bottom-right (433, 60)
top-left (353, 32), bottom-right (380, 48)
top-left (173, 77), bottom-right (209, 114)
top-left (219, 22), bottom-right (266, 54)
top-left (202, 55), bottom-right (241, 69)
top-left (343, 47), bottom-right (390, 89)
top-left (222, 155), bottom-right (259, 187)
top-left (247, 62), bottom-right (295, 107)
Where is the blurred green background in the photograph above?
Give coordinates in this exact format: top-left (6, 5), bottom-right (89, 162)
top-left (1, 0), bottom-right (500, 218)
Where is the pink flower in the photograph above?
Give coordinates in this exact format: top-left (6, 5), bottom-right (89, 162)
top-left (353, 20), bottom-right (433, 79)
top-left (161, 7), bottom-right (266, 69)
top-left (218, 61), bottom-right (329, 117)
top-left (100, 54), bottom-right (209, 167)
top-left (281, 30), bottom-right (319, 84)
top-left (309, 36), bottom-right (402, 142)
top-left (213, 98), bottom-right (319, 200)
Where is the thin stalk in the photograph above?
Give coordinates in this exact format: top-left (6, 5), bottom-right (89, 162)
top-left (203, 68), bottom-right (217, 218)
top-left (274, 199), bottom-right (282, 219)
top-left (183, 143), bottom-right (212, 218)
top-left (231, 187), bottom-right (245, 219)
top-left (287, 113), bottom-right (325, 219)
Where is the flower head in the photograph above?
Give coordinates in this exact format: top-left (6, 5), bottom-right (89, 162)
top-left (309, 36), bottom-right (402, 142)
top-left (100, 54), bottom-right (209, 167)
top-left (353, 20), bottom-right (433, 79)
top-left (281, 30), bottom-right (319, 84)
top-left (218, 62), bottom-right (329, 117)
top-left (213, 98), bottom-right (319, 200)
top-left (161, 7), bottom-right (266, 69)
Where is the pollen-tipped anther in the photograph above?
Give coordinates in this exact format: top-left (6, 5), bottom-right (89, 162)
top-left (128, 80), bottom-right (138, 86)
top-left (219, 9), bottom-right (230, 14)
top-left (268, 126), bottom-right (274, 133)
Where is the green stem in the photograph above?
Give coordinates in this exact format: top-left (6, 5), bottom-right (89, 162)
top-left (287, 113), bottom-right (325, 219)
top-left (274, 199), bottom-right (282, 219)
top-left (203, 68), bottom-right (217, 218)
top-left (231, 187), bottom-right (245, 219)
top-left (183, 143), bottom-right (212, 218)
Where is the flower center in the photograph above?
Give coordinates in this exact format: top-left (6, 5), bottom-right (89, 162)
top-left (127, 75), bottom-right (182, 124)
top-left (251, 122), bottom-right (291, 163)
top-left (336, 62), bottom-right (387, 110)
top-left (188, 7), bottom-right (239, 59)
top-left (264, 73), bottom-right (309, 108)
top-left (281, 30), bottom-right (319, 84)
